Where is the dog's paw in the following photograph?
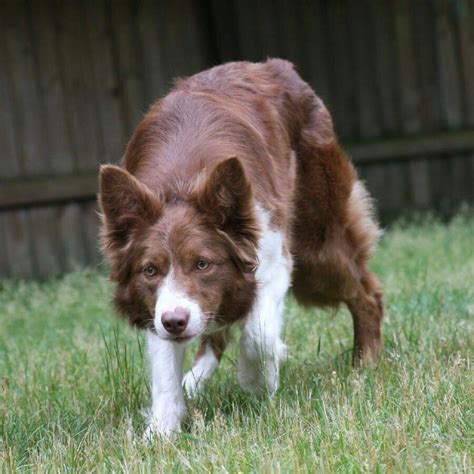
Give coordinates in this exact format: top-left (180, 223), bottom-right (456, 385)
top-left (182, 370), bottom-right (204, 398)
top-left (142, 400), bottom-right (185, 441)
top-left (142, 416), bottom-right (182, 442)
top-left (142, 420), bottom-right (179, 442)
top-left (237, 372), bottom-right (264, 395)
top-left (238, 354), bottom-right (280, 396)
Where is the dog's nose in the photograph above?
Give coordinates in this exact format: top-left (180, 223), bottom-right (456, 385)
top-left (161, 307), bottom-right (190, 336)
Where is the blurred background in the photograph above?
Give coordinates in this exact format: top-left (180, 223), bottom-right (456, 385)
top-left (1, 0), bottom-right (473, 279)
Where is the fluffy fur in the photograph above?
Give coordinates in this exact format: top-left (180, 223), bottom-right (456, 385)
top-left (99, 59), bottom-right (384, 436)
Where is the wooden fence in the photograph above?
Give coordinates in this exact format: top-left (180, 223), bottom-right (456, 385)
top-left (1, 0), bottom-right (473, 278)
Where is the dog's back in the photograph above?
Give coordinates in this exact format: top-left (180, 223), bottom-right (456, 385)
top-left (122, 60), bottom-right (300, 227)
top-left (122, 59), bottom-right (355, 237)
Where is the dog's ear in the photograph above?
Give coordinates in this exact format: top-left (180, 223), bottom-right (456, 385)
top-left (194, 157), bottom-right (259, 272)
top-left (99, 165), bottom-right (161, 250)
top-left (196, 157), bottom-right (253, 232)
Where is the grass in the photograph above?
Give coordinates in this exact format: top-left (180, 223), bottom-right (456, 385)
top-left (1, 212), bottom-right (473, 472)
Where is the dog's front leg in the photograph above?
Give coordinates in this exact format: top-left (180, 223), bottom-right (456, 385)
top-left (238, 214), bottom-right (291, 395)
top-left (183, 330), bottom-right (229, 397)
top-left (238, 295), bottom-right (287, 395)
top-left (145, 332), bottom-right (186, 438)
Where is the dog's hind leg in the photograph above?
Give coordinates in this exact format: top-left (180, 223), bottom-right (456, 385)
top-left (182, 329), bottom-right (229, 397)
top-left (342, 180), bottom-right (384, 364)
top-left (346, 267), bottom-right (384, 364)
top-left (292, 179), bottom-right (384, 365)
top-left (291, 93), bottom-right (384, 365)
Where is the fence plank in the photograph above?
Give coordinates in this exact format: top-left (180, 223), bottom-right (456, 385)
top-left (3, 210), bottom-right (35, 278)
top-left (394, 0), bottom-right (422, 135)
top-left (301, 1), bottom-right (332, 107)
top-left (0, 214), bottom-right (10, 278)
top-left (28, 0), bottom-right (75, 175)
top-left (82, 202), bottom-right (102, 266)
top-left (254, 0), bottom-right (279, 59)
top-left (158, 0), bottom-right (210, 77)
top-left (84, 0), bottom-right (126, 165)
top-left (394, 1), bottom-right (434, 213)
top-left (384, 162), bottom-right (410, 215)
top-left (408, 159), bottom-right (431, 209)
top-left (55, 0), bottom-right (102, 173)
top-left (358, 164), bottom-right (387, 217)
top-left (0, 174), bottom-right (97, 209)
top-left (412, 0), bottom-right (442, 133)
top-left (347, 130), bottom-right (474, 162)
top-left (273, 0), bottom-right (302, 65)
top-left (134, 0), bottom-right (167, 106)
top-left (0, 21), bottom-right (21, 180)
top-left (434, 0), bottom-right (463, 129)
top-left (469, 152), bottom-right (474, 203)
top-left (1, 131), bottom-right (472, 208)
top-left (180, 0), bottom-right (210, 73)
top-left (57, 203), bottom-right (88, 272)
top-left (233, 0), bottom-right (262, 61)
top-left (325, 0), bottom-right (355, 139)
top-left (369, 0), bottom-right (399, 136)
top-left (29, 207), bottom-right (62, 276)
top-left (207, 0), bottom-right (241, 61)
top-left (451, 153), bottom-right (474, 207)
top-left (429, 155), bottom-right (454, 214)
top-left (347, 0), bottom-right (381, 140)
top-left (457, 0), bottom-right (474, 127)
top-left (109, 0), bottom-right (146, 134)
top-left (2, 0), bottom-right (49, 176)
top-left (407, 1), bottom-right (433, 214)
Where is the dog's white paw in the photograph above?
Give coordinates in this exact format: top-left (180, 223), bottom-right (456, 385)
top-left (238, 346), bottom-right (285, 395)
top-left (142, 420), bottom-right (179, 442)
top-left (237, 369), bottom-right (264, 394)
top-left (238, 365), bottom-right (279, 395)
top-left (142, 415), bottom-right (182, 441)
top-left (182, 370), bottom-right (204, 398)
top-left (182, 345), bottom-right (219, 398)
top-left (238, 338), bottom-right (286, 395)
top-left (142, 400), bottom-right (185, 441)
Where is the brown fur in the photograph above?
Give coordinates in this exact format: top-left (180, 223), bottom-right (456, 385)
top-left (99, 58), bottom-right (384, 364)
top-left (195, 328), bottom-right (230, 362)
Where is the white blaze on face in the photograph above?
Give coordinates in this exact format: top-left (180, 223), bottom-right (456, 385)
top-left (154, 269), bottom-right (205, 340)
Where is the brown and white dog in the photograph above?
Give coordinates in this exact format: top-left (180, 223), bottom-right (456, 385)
top-left (99, 59), bottom-right (383, 436)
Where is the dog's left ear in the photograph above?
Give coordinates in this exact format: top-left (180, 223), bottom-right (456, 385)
top-left (99, 164), bottom-right (162, 252)
top-left (194, 157), bottom-right (259, 272)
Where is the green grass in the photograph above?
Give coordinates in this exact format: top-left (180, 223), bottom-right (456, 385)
top-left (1, 212), bottom-right (473, 472)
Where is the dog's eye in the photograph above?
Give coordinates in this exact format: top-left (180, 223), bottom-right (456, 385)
top-left (196, 259), bottom-right (210, 271)
top-left (144, 265), bottom-right (158, 277)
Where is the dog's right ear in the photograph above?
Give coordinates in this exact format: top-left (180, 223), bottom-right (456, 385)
top-left (99, 165), bottom-right (162, 251)
top-left (192, 157), bottom-right (259, 273)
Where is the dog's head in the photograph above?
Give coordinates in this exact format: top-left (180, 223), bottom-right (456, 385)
top-left (99, 157), bottom-right (259, 342)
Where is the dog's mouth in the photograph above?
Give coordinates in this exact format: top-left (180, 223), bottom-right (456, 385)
top-left (154, 331), bottom-right (200, 344)
top-left (171, 335), bottom-right (194, 343)
top-left (159, 334), bottom-right (197, 345)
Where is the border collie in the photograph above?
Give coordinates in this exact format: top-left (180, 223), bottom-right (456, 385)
top-left (99, 59), bottom-right (384, 437)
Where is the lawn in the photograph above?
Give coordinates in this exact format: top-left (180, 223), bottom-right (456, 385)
top-left (1, 212), bottom-right (473, 472)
